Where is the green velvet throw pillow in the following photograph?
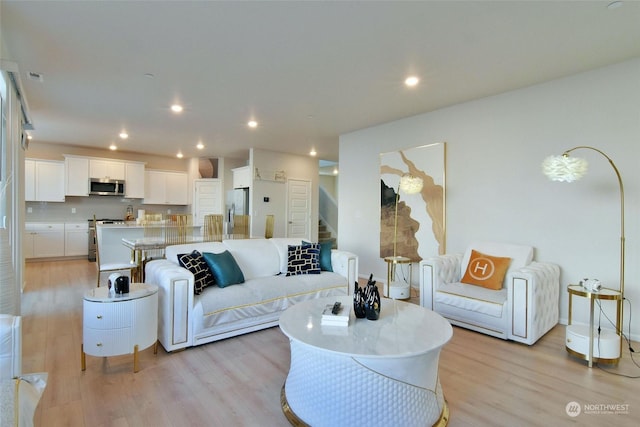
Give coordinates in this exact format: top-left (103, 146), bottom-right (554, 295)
top-left (202, 250), bottom-right (245, 288)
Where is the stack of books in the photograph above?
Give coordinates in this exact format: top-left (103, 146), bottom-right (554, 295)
top-left (321, 302), bottom-right (350, 327)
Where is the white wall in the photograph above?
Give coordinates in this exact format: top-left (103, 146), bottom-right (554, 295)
top-left (249, 148), bottom-right (319, 239)
top-left (339, 58), bottom-right (640, 339)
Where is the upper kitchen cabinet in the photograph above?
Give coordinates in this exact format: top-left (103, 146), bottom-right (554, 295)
top-left (125, 162), bottom-right (146, 198)
top-left (232, 166), bottom-right (251, 188)
top-left (144, 170), bottom-right (188, 205)
top-left (89, 159), bottom-right (125, 180)
top-left (25, 159), bottom-right (65, 202)
top-left (64, 155), bottom-right (89, 196)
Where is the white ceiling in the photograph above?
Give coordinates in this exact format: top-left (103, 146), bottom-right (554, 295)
top-left (2, 1), bottom-right (639, 162)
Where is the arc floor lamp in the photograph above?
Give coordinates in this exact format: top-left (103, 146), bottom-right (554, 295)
top-left (385, 174), bottom-right (424, 299)
top-left (542, 146), bottom-right (625, 361)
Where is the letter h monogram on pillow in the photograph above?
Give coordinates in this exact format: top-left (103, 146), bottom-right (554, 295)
top-left (461, 249), bottom-right (512, 290)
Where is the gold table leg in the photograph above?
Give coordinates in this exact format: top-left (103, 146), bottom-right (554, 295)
top-left (133, 344), bottom-right (139, 373)
top-left (81, 344), bottom-right (86, 371)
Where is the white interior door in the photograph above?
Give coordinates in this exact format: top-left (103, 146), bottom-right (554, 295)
top-left (193, 180), bottom-right (223, 226)
top-left (287, 179), bottom-right (311, 239)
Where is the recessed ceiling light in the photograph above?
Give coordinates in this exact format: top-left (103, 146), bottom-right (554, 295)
top-left (109, 144), bottom-right (117, 151)
top-left (309, 149), bottom-right (317, 157)
top-left (144, 73), bottom-right (155, 79)
top-left (119, 131), bottom-right (128, 139)
top-left (196, 142), bottom-right (204, 150)
top-left (176, 152), bottom-right (184, 159)
top-left (607, 1), bottom-right (623, 10)
top-left (405, 76), bottom-right (420, 87)
top-left (171, 104), bottom-right (184, 113)
top-left (333, 168), bottom-right (338, 175)
top-left (247, 120), bottom-right (258, 128)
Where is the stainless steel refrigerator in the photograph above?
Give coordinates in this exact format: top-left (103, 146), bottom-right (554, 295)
top-left (227, 188), bottom-right (249, 233)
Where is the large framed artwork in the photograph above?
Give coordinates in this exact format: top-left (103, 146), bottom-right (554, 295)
top-left (380, 142), bottom-right (446, 261)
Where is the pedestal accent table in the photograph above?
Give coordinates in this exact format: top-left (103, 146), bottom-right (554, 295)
top-left (279, 295), bottom-right (452, 426)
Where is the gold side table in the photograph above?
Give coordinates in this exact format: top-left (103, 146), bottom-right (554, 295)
top-left (384, 256), bottom-right (413, 299)
top-left (566, 284), bottom-right (622, 367)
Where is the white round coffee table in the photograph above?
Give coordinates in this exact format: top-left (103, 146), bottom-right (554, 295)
top-left (279, 295), bottom-right (452, 427)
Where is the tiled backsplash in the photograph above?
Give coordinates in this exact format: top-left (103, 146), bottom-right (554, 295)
top-left (26, 197), bottom-right (188, 222)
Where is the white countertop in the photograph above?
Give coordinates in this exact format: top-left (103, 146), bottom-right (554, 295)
top-left (97, 223), bottom-right (201, 229)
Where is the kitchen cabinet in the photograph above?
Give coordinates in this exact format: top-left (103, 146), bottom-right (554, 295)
top-left (232, 166), bottom-right (251, 189)
top-left (25, 159), bottom-right (65, 202)
top-left (125, 162), bottom-right (146, 198)
top-left (144, 170), bottom-right (188, 205)
top-left (64, 155), bottom-right (90, 196)
top-left (89, 159), bottom-right (125, 180)
top-left (23, 229), bottom-right (35, 259)
top-left (65, 222), bottom-right (89, 256)
top-left (24, 223), bottom-right (65, 259)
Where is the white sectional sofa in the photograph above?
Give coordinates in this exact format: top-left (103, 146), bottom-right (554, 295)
top-left (145, 238), bottom-right (358, 352)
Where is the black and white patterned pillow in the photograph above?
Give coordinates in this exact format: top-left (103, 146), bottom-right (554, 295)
top-left (286, 243), bottom-right (321, 276)
top-left (178, 250), bottom-right (215, 294)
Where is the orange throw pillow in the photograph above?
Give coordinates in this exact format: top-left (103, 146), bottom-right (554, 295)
top-left (461, 249), bottom-right (512, 290)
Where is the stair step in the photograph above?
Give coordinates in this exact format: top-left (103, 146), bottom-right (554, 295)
top-left (319, 236), bottom-right (337, 249)
top-left (318, 220), bottom-right (336, 248)
top-left (318, 231), bottom-right (332, 239)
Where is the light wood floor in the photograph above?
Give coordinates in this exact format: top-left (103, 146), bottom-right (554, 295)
top-left (21, 259), bottom-right (639, 427)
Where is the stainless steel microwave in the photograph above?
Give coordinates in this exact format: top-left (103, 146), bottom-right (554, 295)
top-left (89, 178), bottom-right (125, 196)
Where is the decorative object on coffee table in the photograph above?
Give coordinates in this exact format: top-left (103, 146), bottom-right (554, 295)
top-left (363, 274), bottom-right (380, 320)
top-left (353, 282), bottom-right (366, 318)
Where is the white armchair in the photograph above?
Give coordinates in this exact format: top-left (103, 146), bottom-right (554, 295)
top-left (0, 315), bottom-right (47, 426)
top-left (420, 241), bottom-right (560, 345)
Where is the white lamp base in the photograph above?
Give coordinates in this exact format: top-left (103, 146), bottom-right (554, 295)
top-left (389, 281), bottom-right (410, 300)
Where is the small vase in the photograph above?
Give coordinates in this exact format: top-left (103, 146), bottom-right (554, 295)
top-left (363, 274), bottom-right (381, 321)
top-left (353, 282), bottom-right (366, 318)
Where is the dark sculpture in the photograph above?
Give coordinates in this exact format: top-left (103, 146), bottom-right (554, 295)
top-left (363, 274), bottom-right (381, 320)
top-left (353, 281), bottom-right (367, 318)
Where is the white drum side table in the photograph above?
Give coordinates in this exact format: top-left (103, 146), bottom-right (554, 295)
top-left (81, 283), bottom-right (158, 373)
